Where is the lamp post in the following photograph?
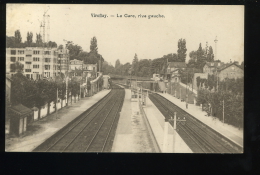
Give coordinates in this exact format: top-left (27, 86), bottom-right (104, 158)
top-left (167, 112), bottom-right (186, 153)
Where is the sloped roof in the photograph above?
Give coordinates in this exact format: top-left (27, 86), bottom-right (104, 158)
top-left (204, 61), bottom-right (225, 68)
top-left (167, 62), bottom-right (187, 68)
top-left (217, 62), bottom-right (243, 72)
top-left (10, 104), bottom-right (33, 117)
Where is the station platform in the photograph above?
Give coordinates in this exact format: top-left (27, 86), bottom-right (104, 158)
top-left (143, 96), bottom-right (192, 153)
top-left (5, 89), bottom-right (111, 152)
top-left (111, 89), bottom-right (157, 152)
top-left (157, 92), bottom-right (243, 148)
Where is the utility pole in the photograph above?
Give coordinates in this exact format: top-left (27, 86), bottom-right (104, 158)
top-left (56, 87), bottom-right (58, 119)
top-left (214, 36), bottom-right (218, 61)
top-left (223, 99), bottom-right (225, 124)
top-left (166, 112), bottom-right (186, 153)
top-left (63, 39), bottom-right (70, 106)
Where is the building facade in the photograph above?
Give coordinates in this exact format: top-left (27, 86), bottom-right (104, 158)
top-left (203, 61), bottom-right (225, 75)
top-left (217, 62), bottom-right (244, 81)
top-left (57, 48), bottom-right (69, 76)
top-left (6, 47), bottom-right (60, 80)
top-left (166, 62), bottom-right (187, 73)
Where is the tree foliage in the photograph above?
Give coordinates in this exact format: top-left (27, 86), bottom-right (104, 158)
top-left (197, 88), bottom-right (243, 128)
top-left (132, 53), bottom-right (139, 76)
top-left (15, 30), bottom-right (22, 44)
top-left (90, 36), bottom-right (98, 53)
top-left (177, 38), bottom-right (187, 62)
top-left (26, 32), bottom-right (33, 47)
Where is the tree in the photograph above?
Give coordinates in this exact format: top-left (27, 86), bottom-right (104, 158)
top-left (78, 51), bottom-right (88, 61)
top-left (45, 81), bottom-right (57, 115)
top-left (177, 38), bottom-right (187, 62)
top-left (26, 32), bottom-right (33, 47)
top-left (46, 41), bottom-right (58, 48)
top-left (36, 33), bottom-right (43, 47)
top-left (6, 35), bottom-right (15, 48)
top-left (207, 46), bottom-right (214, 62)
top-left (14, 30), bottom-right (22, 45)
top-left (67, 43), bottom-right (82, 60)
top-left (11, 73), bottom-right (28, 105)
top-left (90, 36), bottom-right (98, 53)
top-left (132, 53), bottom-right (139, 75)
top-left (137, 59), bottom-right (151, 77)
top-left (58, 45), bottom-right (64, 50)
top-left (102, 61), bottom-right (115, 75)
top-left (34, 79), bottom-right (49, 120)
top-left (241, 61), bottom-right (244, 70)
top-left (115, 59), bottom-right (121, 70)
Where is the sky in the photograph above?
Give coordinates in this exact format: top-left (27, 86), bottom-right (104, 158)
top-left (7, 4), bottom-right (244, 66)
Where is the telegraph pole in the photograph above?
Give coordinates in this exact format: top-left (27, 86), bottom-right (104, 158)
top-left (56, 87), bottom-right (58, 119)
top-left (223, 99), bottom-right (225, 124)
top-left (214, 36), bottom-right (218, 61)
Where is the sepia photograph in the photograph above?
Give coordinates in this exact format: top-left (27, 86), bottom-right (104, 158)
top-left (5, 4), bottom-right (244, 153)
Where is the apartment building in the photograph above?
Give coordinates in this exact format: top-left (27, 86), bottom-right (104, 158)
top-left (6, 47), bottom-right (60, 80)
top-left (57, 48), bottom-right (69, 76)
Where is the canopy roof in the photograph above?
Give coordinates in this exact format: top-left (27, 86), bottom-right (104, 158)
top-left (10, 104), bottom-right (33, 117)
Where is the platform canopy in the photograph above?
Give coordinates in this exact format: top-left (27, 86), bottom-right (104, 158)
top-left (9, 104), bottom-right (33, 118)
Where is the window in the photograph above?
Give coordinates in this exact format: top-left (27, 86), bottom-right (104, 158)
top-left (33, 50), bottom-right (40, 54)
top-left (33, 57), bottom-right (40, 61)
top-left (25, 69), bottom-right (31, 72)
top-left (231, 67), bottom-right (235, 70)
top-left (18, 50), bottom-right (24, 54)
top-left (26, 55), bottom-right (32, 57)
top-left (11, 50), bottom-right (16, 55)
top-left (33, 65), bottom-right (39, 68)
top-left (18, 57), bottom-right (24, 61)
top-left (45, 58), bottom-right (51, 62)
top-left (44, 51), bottom-right (51, 55)
top-left (45, 65), bottom-right (51, 70)
top-left (25, 62), bottom-right (31, 64)
top-left (10, 57), bottom-right (16, 62)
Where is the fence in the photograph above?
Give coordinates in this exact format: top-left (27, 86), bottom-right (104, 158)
top-left (32, 92), bottom-right (81, 121)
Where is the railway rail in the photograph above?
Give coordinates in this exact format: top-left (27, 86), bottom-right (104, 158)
top-left (33, 84), bottom-right (125, 152)
top-left (149, 92), bottom-right (243, 153)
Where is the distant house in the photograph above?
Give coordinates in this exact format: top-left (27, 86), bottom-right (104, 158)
top-left (70, 59), bottom-right (84, 70)
top-left (171, 69), bottom-right (182, 83)
top-left (164, 62), bottom-right (187, 80)
top-left (217, 62), bottom-right (244, 81)
top-left (69, 59), bottom-right (97, 78)
top-left (167, 62), bottom-right (187, 73)
top-left (203, 61), bottom-right (225, 75)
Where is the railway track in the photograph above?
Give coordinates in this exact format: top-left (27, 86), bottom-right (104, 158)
top-left (149, 92), bottom-right (243, 153)
top-left (33, 84), bottom-right (125, 152)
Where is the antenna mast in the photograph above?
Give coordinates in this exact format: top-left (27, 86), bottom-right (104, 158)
top-left (47, 14), bottom-right (50, 43)
top-left (42, 7), bottom-right (50, 44)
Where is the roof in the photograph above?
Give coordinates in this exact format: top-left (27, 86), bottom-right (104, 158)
top-left (167, 62), bottom-right (187, 68)
top-left (217, 62), bottom-right (243, 72)
top-left (204, 61), bottom-right (225, 68)
top-left (10, 104), bottom-right (33, 117)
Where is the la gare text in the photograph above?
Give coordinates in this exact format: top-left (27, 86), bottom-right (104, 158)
top-left (91, 13), bottom-right (165, 19)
